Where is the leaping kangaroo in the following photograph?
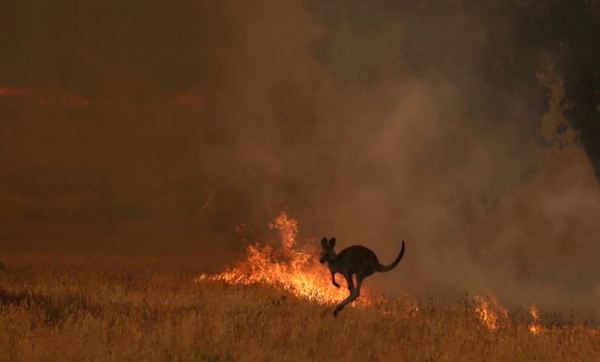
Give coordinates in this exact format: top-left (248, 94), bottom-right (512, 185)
top-left (319, 237), bottom-right (405, 317)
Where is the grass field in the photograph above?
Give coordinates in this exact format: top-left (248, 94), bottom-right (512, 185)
top-left (0, 255), bottom-right (598, 361)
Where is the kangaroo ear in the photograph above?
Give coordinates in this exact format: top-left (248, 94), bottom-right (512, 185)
top-left (329, 237), bottom-right (336, 248)
top-left (321, 237), bottom-right (329, 249)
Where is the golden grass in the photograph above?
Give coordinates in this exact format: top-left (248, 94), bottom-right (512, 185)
top-left (0, 255), bottom-right (598, 361)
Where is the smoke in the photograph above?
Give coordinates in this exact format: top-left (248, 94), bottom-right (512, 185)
top-left (0, 1), bottom-right (598, 314)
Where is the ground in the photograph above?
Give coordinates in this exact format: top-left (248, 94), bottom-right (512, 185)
top-left (0, 254), bottom-right (598, 361)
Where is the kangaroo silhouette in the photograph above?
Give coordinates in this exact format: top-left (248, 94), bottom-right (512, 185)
top-left (319, 237), bottom-right (405, 317)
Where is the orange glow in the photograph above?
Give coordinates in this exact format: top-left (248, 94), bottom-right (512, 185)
top-left (173, 90), bottom-right (206, 108)
top-left (0, 87), bottom-right (26, 97)
top-left (196, 212), bottom-right (368, 305)
top-left (474, 294), bottom-right (509, 330)
top-left (528, 305), bottom-right (543, 335)
top-left (0, 86), bottom-right (90, 108)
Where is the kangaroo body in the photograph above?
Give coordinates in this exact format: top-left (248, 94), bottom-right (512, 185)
top-left (319, 238), bottom-right (405, 317)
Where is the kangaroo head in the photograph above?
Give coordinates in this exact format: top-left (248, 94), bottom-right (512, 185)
top-left (319, 237), bottom-right (336, 264)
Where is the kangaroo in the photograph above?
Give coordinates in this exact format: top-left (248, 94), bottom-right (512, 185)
top-left (319, 237), bottom-right (405, 317)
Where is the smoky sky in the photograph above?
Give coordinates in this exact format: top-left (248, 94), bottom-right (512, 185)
top-left (1, 1), bottom-right (599, 312)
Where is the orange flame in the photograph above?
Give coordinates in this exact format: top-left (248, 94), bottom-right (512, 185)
top-left (474, 294), bottom-right (509, 330)
top-left (268, 211), bottom-right (298, 250)
top-left (197, 212), bottom-right (368, 305)
top-left (528, 305), bottom-right (543, 335)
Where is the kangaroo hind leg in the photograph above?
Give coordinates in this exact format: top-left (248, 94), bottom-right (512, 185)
top-left (333, 273), bottom-right (358, 317)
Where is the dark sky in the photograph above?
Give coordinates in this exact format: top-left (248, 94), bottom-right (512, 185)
top-left (1, 0), bottom-right (599, 309)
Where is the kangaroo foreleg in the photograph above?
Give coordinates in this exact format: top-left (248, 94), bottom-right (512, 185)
top-left (331, 272), bottom-right (340, 288)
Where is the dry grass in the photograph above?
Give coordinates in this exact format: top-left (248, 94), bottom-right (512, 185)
top-left (0, 255), bottom-right (598, 361)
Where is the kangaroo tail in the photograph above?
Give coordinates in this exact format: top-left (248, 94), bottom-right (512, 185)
top-left (376, 240), bottom-right (405, 272)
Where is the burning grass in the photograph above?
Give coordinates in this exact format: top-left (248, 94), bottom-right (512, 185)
top-left (473, 294), bottom-right (510, 330)
top-left (0, 254), bottom-right (598, 361)
top-left (1, 213), bottom-right (598, 360)
top-left (196, 212), bottom-right (367, 305)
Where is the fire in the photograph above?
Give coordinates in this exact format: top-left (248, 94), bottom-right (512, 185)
top-left (268, 211), bottom-right (298, 250)
top-left (528, 305), bottom-right (543, 335)
top-left (474, 294), bottom-right (509, 330)
top-left (197, 212), bottom-right (367, 305)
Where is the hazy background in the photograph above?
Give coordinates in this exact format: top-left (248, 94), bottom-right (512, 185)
top-left (1, 1), bottom-right (599, 313)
